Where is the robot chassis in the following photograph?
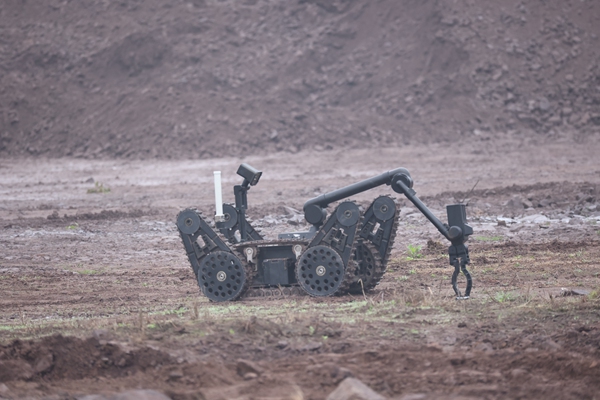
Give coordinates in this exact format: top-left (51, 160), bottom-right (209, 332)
top-left (176, 164), bottom-right (473, 302)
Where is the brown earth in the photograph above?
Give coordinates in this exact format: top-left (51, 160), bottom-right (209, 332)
top-left (1, 139), bottom-right (600, 399)
top-left (0, 0), bottom-right (599, 158)
top-left (1, 1), bottom-right (600, 399)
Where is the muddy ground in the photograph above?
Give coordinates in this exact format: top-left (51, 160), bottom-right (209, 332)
top-left (1, 137), bottom-right (600, 399)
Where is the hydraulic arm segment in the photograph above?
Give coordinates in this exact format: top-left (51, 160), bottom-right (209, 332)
top-left (176, 164), bottom-right (473, 302)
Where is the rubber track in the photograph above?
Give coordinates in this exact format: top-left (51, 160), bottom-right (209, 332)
top-left (349, 241), bottom-right (384, 294)
top-left (349, 197), bottom-right (400, 293)
top-left (183, 209), bottom-right (256, 301)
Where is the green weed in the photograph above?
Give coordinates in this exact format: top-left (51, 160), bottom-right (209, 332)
top-left (66, 223), bottom-right (79, 230)
top-left (87, 182), bottom-right (111, 194)
top-left (493, 291), bottom-right (516, 303)
top-left (78, 269), bottom-right (99, 275)
top-left (406, 244), bottom-right (423, 260)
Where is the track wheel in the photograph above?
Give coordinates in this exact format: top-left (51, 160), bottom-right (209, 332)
top-left (349, 242), bottom-right (384, 294)
top-left (296, 245), bottom-right (346, 296)
top-left (198, 251), bottom-right (247, 301)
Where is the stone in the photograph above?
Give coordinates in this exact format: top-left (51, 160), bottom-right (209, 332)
top-left (236, 359), bottom-right (263, 377)
top-left (510, 368), bottom-right (528, 378)
top-left (306, 363), bottom-right (354, 385)
top-left (300, 341), bottom-right (322, 351)
top-left (326, 378), bottom-right (385, 400)
top-left (243, 372), bottom-right (258, 380)
top-left (522, 199), bottom-right (534, 209)
top-left (0, 383), bottom-right (10, 395)
top-left (519, 214), bottom-right (549, 224)
top-left (33, 352), bottom-right (54, 374)
top-left (504, 195), bottom-right (524, 209)
top-left (538, 198), bottom-right (551, 207)
top-left (92, 329), bottom-right (109, 340)
top-left (79, 390), bottom-right (171, 400)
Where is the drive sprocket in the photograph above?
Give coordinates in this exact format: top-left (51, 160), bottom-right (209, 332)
top-left (197, 250), bottom-right (248, 301)
top-left (296, 245), bottom-right (350, 296)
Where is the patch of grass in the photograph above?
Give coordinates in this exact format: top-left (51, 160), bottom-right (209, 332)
top-left (475, 235), bottom-right (503, 242)
top-left (151, 306), bottom-right (187, 317)
top-left (406, 244), bottom-right (423, 260)
top-left (569, 250), bottom-right (584, 259)
top-left (493, 291), bottom-right (516, 303)
top-left (78, 269), bottom-right (100, 275)
top-left (87, 181), bottom-right (111, 194)
top-left (66, 223), bottom-right (79, 230)
top-left (0, 325), bottom-right (27, 332)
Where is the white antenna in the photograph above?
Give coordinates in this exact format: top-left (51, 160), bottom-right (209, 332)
top-left (213, 171), bottom-right (224, 222)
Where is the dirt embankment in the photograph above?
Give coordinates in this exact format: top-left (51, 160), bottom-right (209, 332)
top-left (1, 0), bottom-right (599, 159)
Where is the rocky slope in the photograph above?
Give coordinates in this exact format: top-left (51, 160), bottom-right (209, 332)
top-left (0, 0), bottom-right (598, 159)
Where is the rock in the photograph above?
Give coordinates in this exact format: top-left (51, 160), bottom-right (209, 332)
top-left (539, 97), bottom-right (550, 111)
top-left (47, 210), bottom-right (60, 220)
top-left (474, 341), bottom-right (494, 352)
top-left (522, 199), bottom-right (534, 209)
top-left (283, 206), bottom-right (301, 215)
top-left (306, 363), bottom-right (354, 384)
top-left (538, 198), bottom-right (551, 207)
top-left (92, 329), bottom-right (109, 340)
top-left (168, 370), bottom-right (184, 381)
top-left (560, 288), bottom-right (591, 296)
top-left (326, 377), bottom-right (385, 400)
top-left (300, 341), bottom-right (322, 351)
top-left (510, 368), bottom-right (528, 378)
top-left (79, 390), bottom-right (171, 400)
top-left (33, 352), bottom-right (54, 374)
top-left (236, 359), bottom-right (263, 377)
top-left (397, 395), bottom-right (427, 400)
top-left (243, 372), bottom-right (258, 380)
top-left (0, 383), bottom-right (10, 395)
top-left (504, 195), bottom-right (524, 209)
top-left (519, 214), bottom-right (549, 224)
top-left (549, 114), bottom-right (563, 125)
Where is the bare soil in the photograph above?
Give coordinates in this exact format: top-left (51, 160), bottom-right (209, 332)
top-left (1, 0), bottom-right (599, 159)
top-left (1, 0), bottom-right (600, 398)
top-left (1, 138), bottom-right (600, 399)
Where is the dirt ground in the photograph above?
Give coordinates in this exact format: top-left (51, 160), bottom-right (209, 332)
top-left (1, 0), bottom-right (599, 158)
top-left (1, 137), bottom-right (600, 399)
top-left (1, 0), bottom-right (600, 398)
